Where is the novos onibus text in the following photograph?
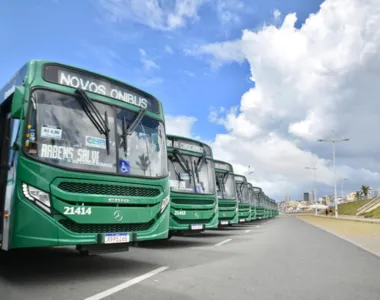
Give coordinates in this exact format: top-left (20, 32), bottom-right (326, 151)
top-left (0, 60), bottom-right (170, 254)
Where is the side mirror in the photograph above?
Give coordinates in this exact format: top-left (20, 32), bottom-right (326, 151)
top-left (11, 86), bottom-right (25, 119)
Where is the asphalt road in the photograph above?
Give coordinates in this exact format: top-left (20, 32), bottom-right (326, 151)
top-left (1, 216), bottom-right (380, 300)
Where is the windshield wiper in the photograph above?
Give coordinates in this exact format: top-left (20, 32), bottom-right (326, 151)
top-left (75, 88), bottom-right (110, 155)
top-left (196, 151), bottom-right (207, 172)
top-left (121, 107), bottom-right (147, 154)
top-left (218, 176), bottom-right (226, 199)
top-left (172, 150), bottom-right (191, 175)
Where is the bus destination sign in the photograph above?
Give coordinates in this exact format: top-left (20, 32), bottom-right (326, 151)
top-left (234, 175), bottom-right (245, 182)
top-left (43, 64), bottom-right (159, 113)
top-left (167, 138), bottom-right (204, 154)
top-left (214, 162), bottom-right (232, 172)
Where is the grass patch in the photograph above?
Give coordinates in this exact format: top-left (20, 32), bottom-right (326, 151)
top-left (335, 199), bottom-right (371, 215)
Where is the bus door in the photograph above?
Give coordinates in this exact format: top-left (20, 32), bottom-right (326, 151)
top-left (0, 105), bottom-right (11, 236)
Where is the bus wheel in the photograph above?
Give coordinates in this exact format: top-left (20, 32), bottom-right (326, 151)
top-left (78, 249), bottom-right (90, 256)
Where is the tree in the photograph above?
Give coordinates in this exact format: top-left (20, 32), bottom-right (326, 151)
top-left (355, 191), bottom-right (361, 200)
top-left (360, 185), bottom-right (370, 199)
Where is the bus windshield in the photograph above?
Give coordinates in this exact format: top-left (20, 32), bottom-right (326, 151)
top-left (235, 181), bottom-right (248, 203)
top-left (24, 89), bottom-right (167, 177)
top-left (216, 172), bottom-right (236, 200)
top-left (168, 153), bottom-right (215, 194)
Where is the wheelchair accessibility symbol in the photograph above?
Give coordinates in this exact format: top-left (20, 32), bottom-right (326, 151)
top-left (119, 160), bottom-right (130, 174)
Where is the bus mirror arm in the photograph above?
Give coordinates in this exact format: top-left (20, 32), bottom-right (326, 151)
top-left (8, 142), bottom-right (20, 170)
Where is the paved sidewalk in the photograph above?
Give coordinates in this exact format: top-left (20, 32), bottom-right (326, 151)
top-left (298, 215), bottom-right (380, 257)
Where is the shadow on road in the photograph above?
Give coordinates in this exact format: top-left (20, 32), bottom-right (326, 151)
top-left (183, 231), bottom-right (235, 238)
top-left (137, 237), bottom-right (215, 249)
top-left (0, 247), bottom-right (157, 285)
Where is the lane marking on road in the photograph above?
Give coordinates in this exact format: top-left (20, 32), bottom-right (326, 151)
top-left (244, 230), bottom-right (251, 233)
top-left (215, 238), bottom-right (232, 247)
top-left (256, 225), bottom-right (260, 228)
top-left (84, 266), bottom-right (169, 300)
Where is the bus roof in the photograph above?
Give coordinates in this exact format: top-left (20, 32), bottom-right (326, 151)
top-left (234, 174), bottom-right (247, 183)
top-left (166, 134), bottom-right (213, 157)
top-left (1, 60), bottom-right (162, 113)
top-left (213, 159), bottom-right (234, 173)
top-left (251, 186), bottom-right (262, 193)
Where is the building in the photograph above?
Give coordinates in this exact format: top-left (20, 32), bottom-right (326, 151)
top-left (303, 192), bottom-right (310, 202)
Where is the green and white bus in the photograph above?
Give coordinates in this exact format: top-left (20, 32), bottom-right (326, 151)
top-left (214, 160), bottom-right (238, 226)
top-left (256, 190), bottom-right (266, 220)
top-left (247, 183), bottom-right (256, 221)
top-left (167, 135), bottom-right (218, 236)
top-left (264, 195), bottom-right (270, 219)
top-left (0, 60), bottom-right (170, 254)
top-left (234, 174), bottom-right (251, 223)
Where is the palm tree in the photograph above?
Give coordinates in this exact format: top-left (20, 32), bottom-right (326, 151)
top-left (355, 191), bottom-right (361, 200)
top-left (360, 185), bottom-right (370, 199)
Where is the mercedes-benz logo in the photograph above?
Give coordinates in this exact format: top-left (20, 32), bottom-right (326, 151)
top-left (114, 210), bottom-right (124, 222)
top-left (194, 212), bottom-right (200, 219)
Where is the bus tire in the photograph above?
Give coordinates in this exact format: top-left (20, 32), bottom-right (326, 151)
top-left (166, 232), bottom-right (173, 240)
top-left (78, 249), bottom-right (90, 256)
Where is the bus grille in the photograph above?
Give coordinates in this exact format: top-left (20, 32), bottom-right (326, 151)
top-left (219, 217), bottom-right (234, 221)
top-left (172, 217), bottom-right (213, 225)
top-left (58, 182), bottom-right (160, 197)
top-left (171, 199), bottom-right (214, 205)
top-left (218, 202), bottom-right (236, 208)
top-left (59, 219), bottom-right (154, 233)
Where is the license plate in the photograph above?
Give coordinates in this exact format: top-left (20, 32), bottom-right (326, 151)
top-left (191, 224), bottom-right (203, 230)
top-left (240, 218), bottom-right (245, 222)
top-left (221, 220), bottom-right (229, 225)
top-left (104, 233), bottom-right (130, 244)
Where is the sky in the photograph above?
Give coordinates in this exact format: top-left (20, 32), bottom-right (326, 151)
top-left (1, 0), bottom-right (379, 201)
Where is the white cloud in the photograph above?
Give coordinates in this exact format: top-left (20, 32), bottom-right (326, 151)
top-left (273, 9), bottom-right (281, 20)
top-left (216, 0), bottom-right (244, 25)
top-left (165, 45), bottom-right (174, 54)
top-left (165, 115), bottom-right (197, 138)
top-left (183, 70), bottom-right (195, 77)
top-left (98, 0), bottom-right (206, 31)
top-left (182, 0), bottom-right (380, 199)
top-left (139, 48), bottom-right (160, 71)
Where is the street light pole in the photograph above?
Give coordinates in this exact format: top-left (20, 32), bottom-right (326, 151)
top-left (341, 176), bottom-right (347, 200)
top-left (305, 166), bottom-right (317, 216)
top-left (318, 137), bottom-right (350, 218)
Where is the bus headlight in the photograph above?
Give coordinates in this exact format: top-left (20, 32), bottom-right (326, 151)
top-left (22, 183), bottom-right (51, 213)
top-left (160, 195), bottom-right (170, 213)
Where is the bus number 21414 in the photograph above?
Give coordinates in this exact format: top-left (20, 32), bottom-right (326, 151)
top-left (64, 207), bottom-right (92, 215)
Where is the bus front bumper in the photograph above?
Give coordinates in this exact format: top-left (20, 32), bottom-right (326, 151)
top-left (169, 210), bottom-right (218, 231)
top-left (9, 198), bottom-right (170, 249)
